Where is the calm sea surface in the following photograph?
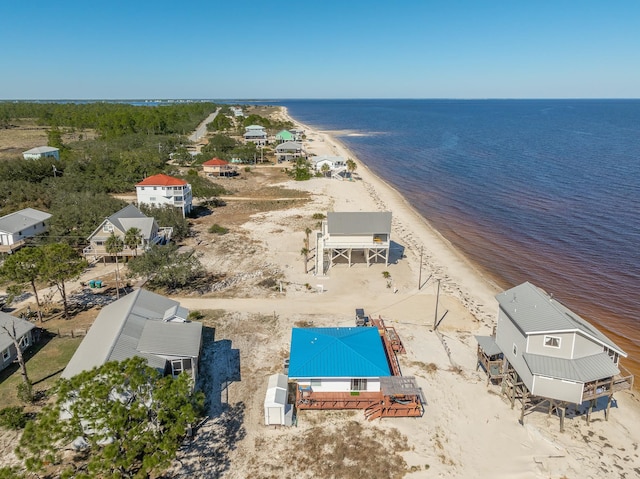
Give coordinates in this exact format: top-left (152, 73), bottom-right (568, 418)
top-left (278, 99), bottom-right (640, 376)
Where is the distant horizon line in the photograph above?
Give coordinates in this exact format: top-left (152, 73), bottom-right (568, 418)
top-left (1, 97), bottom-right (640, 102)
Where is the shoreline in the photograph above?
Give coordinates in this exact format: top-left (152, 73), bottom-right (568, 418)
top-left (281, 106), bottom-right (500, 325)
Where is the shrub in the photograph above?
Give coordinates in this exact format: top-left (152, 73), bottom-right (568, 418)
top-left (312, 213), bottom-right (325, 220)
top-left (208, 224), bottom-right (229, 235)
top-left (0, 406), bottom-right (28, 429)
top-left (188, 310), bottom-right (204, 321)
top-left (16, 381), bottom-right (33, 404)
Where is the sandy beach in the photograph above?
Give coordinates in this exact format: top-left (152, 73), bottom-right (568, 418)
top-left (159, 107), bottom-right (640, 478)
top-left (2, 106), bottom-right (638, 478)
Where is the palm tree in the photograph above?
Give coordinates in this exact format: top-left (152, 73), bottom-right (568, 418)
top-left (124, 227), bottom-right (143, 257)
top-left (304, 227), bottom-right (312, 250)
top-left (321, 163), bottom-right (330, 178)
top-left (301, 247), bottom-right (309, 274)
top-left (105, 233), bottom-right (124, 299)
top-left (346, 158), bottom-right (357, 179)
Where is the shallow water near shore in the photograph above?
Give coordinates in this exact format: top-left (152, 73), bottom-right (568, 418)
top-left (279, 99), bottom-right (640, 378)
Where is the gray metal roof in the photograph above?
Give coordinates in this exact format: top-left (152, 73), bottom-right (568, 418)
top-left (137, 321), bottom-right (202, 357)
top-left (475, 335), bottom-right (503, 357)
top-left (62, 289), bottom-right (198, 379)
top-left (275, 141), bottom-right (303, 152)
top-left (0, 208), bottom-right (52, 234)
top-left (496, 282), bottom-right (625, 356)
top-left (523, 351), bottom-right (620, 383)
top-left (327, 211), bottom-right (392, 235)
top-left (245, 125), bottom-right (266, 131)
top-left (0, 312), bottom-right (35, 351)
top-left (23, 146), bottom-right (59, 154)
top-left (88, 205), bottom-right (158, 242)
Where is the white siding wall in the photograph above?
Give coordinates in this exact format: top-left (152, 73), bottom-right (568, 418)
top-left (295, 378), bottom-right (381, 393)
top-left (572, 332), bottom-right (606, 359)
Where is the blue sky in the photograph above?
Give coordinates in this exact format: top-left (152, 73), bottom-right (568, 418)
top-left (1, 1), bottom-right (639, 99)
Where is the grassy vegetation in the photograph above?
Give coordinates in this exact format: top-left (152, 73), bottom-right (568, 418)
top-left (0, 335), bottom-right (82, 408)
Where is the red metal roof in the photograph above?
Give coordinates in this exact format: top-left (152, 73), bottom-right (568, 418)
top-left (136, 174), bottom-right (187, 187)
top-left (203, 157), bottom-right (229, 166)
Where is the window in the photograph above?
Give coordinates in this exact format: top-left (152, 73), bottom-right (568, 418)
top-left (19, 335), bottom-right (29, 351)
top-left (171, 359), bottom-right (184, 376)
top-left (103, 224), bottom-right (113, 232)
top-left (149, 197), bottom-right (156, 201)
top-left (140, 186), bottom-right (145, 190)
top-left (544, 336), bottom-right (561, 348)
top-left (512, 344), bottom-right (518, 356)
top-left (175, 196), bottom-right (183, 201)
top-left (153, 187), bottom-right (157, 190)
top-left (310, 379), bottom-right (322, 388)
top-left (2, 348), bottom-right (10, 362)
top-left (350, 379), bottom-right (367, 391)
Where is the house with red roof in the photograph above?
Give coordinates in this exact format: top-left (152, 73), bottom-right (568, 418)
top-left (202, 157), bottom-right (237, 177)
top-left (135, 174), bottom-right (192, 217)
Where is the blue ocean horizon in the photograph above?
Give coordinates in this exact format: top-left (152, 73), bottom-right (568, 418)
top-left (277, 99), bottom-right (640, 374)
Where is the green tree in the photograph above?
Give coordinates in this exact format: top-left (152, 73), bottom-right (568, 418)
top-left (17, 356), bottom-right (204, 479)
top-left (42, 243), bottom-right (88, 319)
top-left (207, 113), bottom-right (233, 131)
top-left (0, 247), bottom-right (45, 321)
top-left (47, 127), bottom-right (64, 150)
top-left (321, 163), bottom-right (330, 178)
top-left (127, 244), bottom-right (204, 290)
top-left (139, 205), bottom-right (190, 240)
top-left (105, 233), bottom-right (124, 299)
top-left (124, 227), bottom-right (143, 257)
top-left (346, 158), bottom-right (357, 179)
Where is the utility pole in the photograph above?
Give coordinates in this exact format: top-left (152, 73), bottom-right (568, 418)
top-left (433, 278), bottom-right (440, 329)
top-left (418, 246), bottom-right (423, 289)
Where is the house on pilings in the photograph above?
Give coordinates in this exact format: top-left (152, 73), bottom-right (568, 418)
top-left (476, 281), bottom-right (634, 431)
top-left (316, 211), bottom-right (392, 274)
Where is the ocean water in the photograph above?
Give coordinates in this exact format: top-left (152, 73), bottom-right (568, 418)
top-left (279, 99), bottom-right (640, 377)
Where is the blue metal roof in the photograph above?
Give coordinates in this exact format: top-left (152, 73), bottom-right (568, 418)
top-left (288, 327), bottom-right (391, 378)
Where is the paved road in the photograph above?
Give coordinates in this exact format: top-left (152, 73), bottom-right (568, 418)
top-left (189, 110), bottom-right (219, 144)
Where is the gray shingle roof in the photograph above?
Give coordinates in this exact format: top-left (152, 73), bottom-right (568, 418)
top-left (327, 212), bottom-right (392, 235)
top-left (137, 321), bottom-right (202, 357)
top-left (88, 205), bottom-right (158, 242)
top-left (62, 289), bottom-right (199, 379)
top-left (0, 312), bottom-right (35, 351)
top-left (523, 351), bottom-right (620, 383)
top-left (275, 141), bottom-right (302, 152)
top-left (496, 282), bottom-right (625, 356)
top-left (0, 208), bottom-right (51, 234)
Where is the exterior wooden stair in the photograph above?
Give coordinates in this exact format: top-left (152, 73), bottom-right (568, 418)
top-left (364, 403), bottom-right (383, 421)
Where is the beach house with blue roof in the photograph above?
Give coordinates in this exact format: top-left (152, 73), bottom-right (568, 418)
top-left (289, 327), bottom-right (391, 394)
top-left (288, 326), bottom-right (425, 419)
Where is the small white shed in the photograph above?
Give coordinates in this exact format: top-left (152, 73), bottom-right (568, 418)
top-left (264, 373), bottom-right (292, 426)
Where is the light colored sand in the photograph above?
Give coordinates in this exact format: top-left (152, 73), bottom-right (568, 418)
top-left (168, 109), bottom-right (640, 478)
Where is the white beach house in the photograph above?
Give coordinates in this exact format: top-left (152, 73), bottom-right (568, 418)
top-left (0, 207), bottom-right (52, 253)
top-left (135, 174), bottom-right (192, 217)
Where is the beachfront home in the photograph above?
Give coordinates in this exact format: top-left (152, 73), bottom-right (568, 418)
top-left (316, 211), bottom-right (392, 273)
top-left (135, 173), bottom-right (192, 217)
top-left (62, 289), bottom-right (202, 381)
top-left (202, 157), bottom-right (237, 177)
top-left (231, 107), bottom-right (244, 117)
top-left (0, 207), bottom-right (52, 253)
top-left (22, 146), bottom-right (60, 161)
top-left (288, 326), bottom-right (424, 420)
top-left (83, 204), bottom-right (172, 260)
top-left (243, 125), bottom-right (268, 145)
top-left (275, 141), bottom-right (305, 162)
top-left (312, 155), bottom-right (346, 174)
top-left (476, 281), bottom-right (634, 428)
top-left (275, 130), bottom-right (295, 143)
top-left (0, 312), bottom-right (37, 374)
top-left (290, 128), bottom-right (304, 141)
